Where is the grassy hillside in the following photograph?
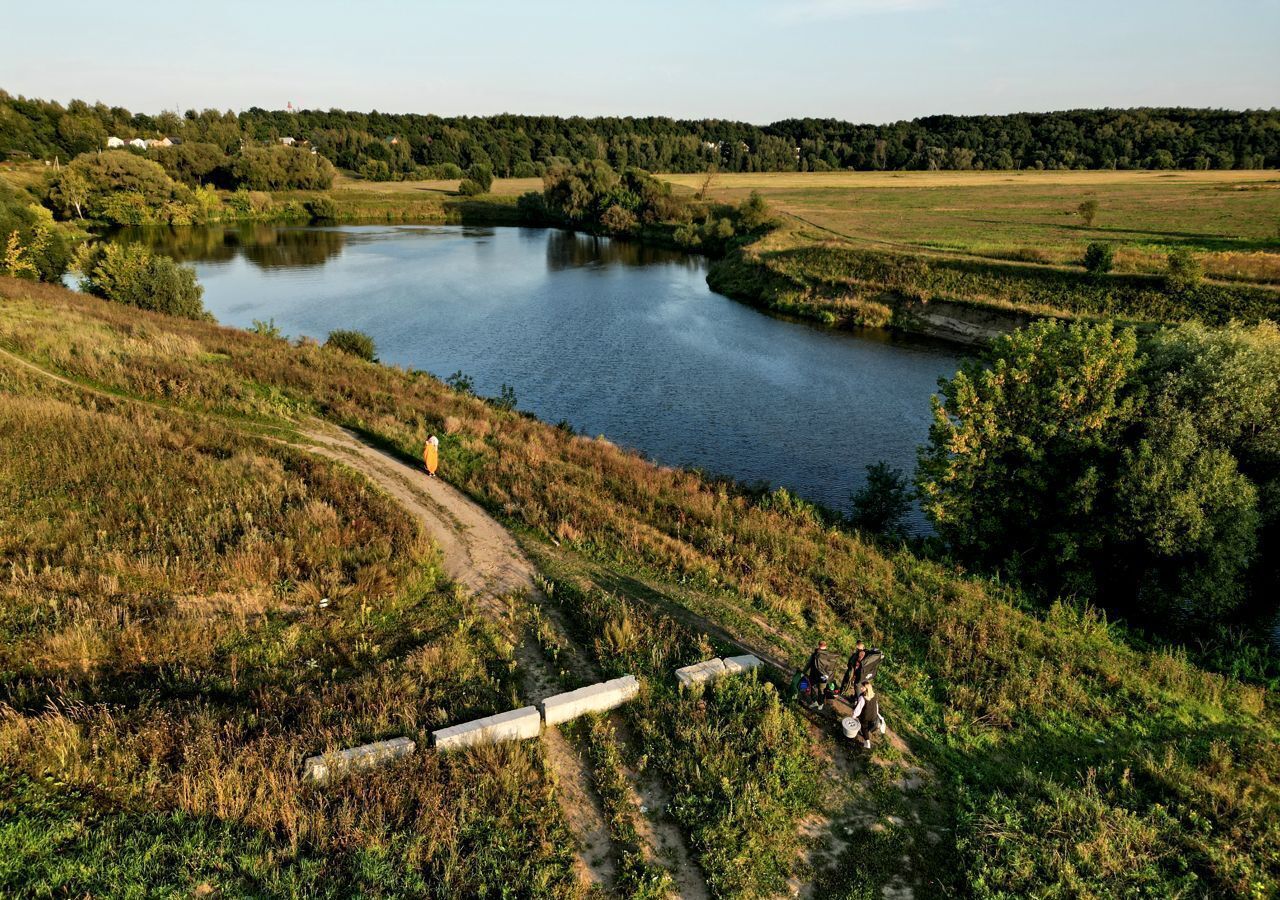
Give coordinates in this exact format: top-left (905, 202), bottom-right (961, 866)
top-left (2, 278), bottom-right (1277, 897)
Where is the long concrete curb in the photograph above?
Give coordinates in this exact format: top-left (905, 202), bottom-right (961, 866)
top-left (432, 705), bottom-right (542, 750)
top-left (542, 675), bottom-right (640, 726)
top-left (675, 654), bottom-right (763, 687)
top-left (303, 736), bottom-right (416, 784)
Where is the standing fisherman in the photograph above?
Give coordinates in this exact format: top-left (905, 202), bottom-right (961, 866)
top-left (840, 641), bottom-right (867, 695)
top-left (424, 435), bottom-right (439, 477)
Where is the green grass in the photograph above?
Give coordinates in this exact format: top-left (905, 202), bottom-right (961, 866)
top-left (665, 170), bottom-right (1280, 283)
top-left (2, 278), bottom-right (1278, 897)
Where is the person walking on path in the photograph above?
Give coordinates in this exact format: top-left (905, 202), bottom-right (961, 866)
top-left (849, 683), bottom-right (880, 750)
top-left (424, 435), bottom-right (439, 477)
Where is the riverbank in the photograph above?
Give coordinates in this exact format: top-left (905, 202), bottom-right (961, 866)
top-left (707, 225), bottom-right (1280, 345)
top-left (2, 276), bottom-right (1277, 897)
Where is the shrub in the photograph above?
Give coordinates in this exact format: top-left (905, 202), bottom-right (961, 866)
top-left (324, 329), bottom-right (376, 361)
top-left (1082, 241), bottom-right (1114, 274)
top-left (0, 188), bottom-right (70, 282)
top-left (1166, 247), bottom-right (1203, 291)
top-left (465, 163), bottom-right (494, 192)
top-left (77, 243), bottom-right (207, 319)
top-left (1077, 198), bottom-right (1099, 227)
top-left (456, 179), bottom-right (484, 196)
top-left (849, 461), bottom-right (912, 538)
top-left (599, 204), bottom-right (637, 234)
top-left (305, 197), bottom-right (340, 223)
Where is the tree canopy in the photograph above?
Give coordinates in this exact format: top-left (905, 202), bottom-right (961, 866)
top-left (918, 320), bottom-right (1280, 629)
top-left (4, 91), bottom-right (1277, 176)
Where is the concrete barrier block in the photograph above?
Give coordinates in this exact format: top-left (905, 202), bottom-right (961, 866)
top-left (303, 736), bottom-right (415, 784)
top-left (722, 654), bottom-right (764, 677)
top-left (675, 658), bottom-right (726, 688)
top-left (542, 675), bottom-right (639, 725)
top-left (432, 706), bottom-right (541, 750)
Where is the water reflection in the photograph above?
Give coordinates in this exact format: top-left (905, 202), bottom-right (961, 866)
top-left (116, 225), bottom-right (348, 270)
top-left (545, 229), bottom-right (703, 271)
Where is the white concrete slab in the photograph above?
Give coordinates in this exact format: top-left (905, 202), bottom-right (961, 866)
top-left (722, 654), bottom-right (764, 676)
top-left (675, 658), bottom-right (726, 688)
top-left (541, 675), bottom-right (639, 725)
top-left (431, 706), bottom-right (541, 750)
top-left (302, 736), bottom-right (415, 784)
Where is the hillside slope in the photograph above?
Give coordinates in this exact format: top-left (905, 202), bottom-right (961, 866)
top-left (1, 278), bottom-right (1277, 898)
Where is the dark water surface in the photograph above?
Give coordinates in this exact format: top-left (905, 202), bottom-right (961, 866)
top-left (121, 224), bottom-right (964, 527)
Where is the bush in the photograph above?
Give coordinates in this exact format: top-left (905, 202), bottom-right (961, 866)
top-left (324, 329), bottom-right (376, 361)
top-left (0, 187), bottom-right (70, 282)
top-left (1082, 241), bottom-right (1114, 274)
top-left (305, 197), bottom-right (339, 223)
top-left (599, 204), bottom-right (637, 234)
top-left (456, 179), bottom-right (484, 196)
top-left (1077, 198), bottom-right (1099, 227)
top-left (77, 243), bottom-right (207, 319)
top-left (1166, 247), bottom-right (1203, 291)
top-left (465, 163), bottom-right (494, 192)
top-left (849, 461), bottom-right (912, 538)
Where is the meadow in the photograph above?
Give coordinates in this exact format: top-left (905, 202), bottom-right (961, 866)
top-left (2, 277), bottom-right (1277, 897)
top-left (662, 169), bottom-right (1280, 284)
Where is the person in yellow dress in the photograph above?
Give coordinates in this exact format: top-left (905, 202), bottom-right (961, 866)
top-left (424, 434), bottom-right (439, 477)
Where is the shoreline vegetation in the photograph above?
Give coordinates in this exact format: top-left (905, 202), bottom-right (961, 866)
top-left (6, 157), bottom-right (1277, 348)
top-left (1, 277), bottom-right (1277, 897)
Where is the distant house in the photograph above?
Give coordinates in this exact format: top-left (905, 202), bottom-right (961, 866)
top-left (128, 138), bottom-right (147, 149)
top-left (280, 136), bottom-right (296, 146)
top-left (106, 136), bottom-right (125, 148)
top-left (146, 137), bottom-right (173, 149)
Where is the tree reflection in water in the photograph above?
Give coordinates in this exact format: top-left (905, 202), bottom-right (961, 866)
top-left (113, 225), bottom-right (348, 270)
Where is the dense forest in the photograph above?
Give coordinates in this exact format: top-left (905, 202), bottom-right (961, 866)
top-left (2, 91), bottom-right (1277, 178)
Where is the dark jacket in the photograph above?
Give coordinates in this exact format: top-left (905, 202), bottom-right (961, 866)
top-left (840, 650), bottom-right (866, 693)
top-left (804, 649), bottom-right (828, 685)
top-left (858, 694), bottom-right (880, 732)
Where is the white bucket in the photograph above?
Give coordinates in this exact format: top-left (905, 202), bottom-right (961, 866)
top-left (878, 714), bottom-right (887, 735)
top-left (841, 716), bottom-right (860, 739)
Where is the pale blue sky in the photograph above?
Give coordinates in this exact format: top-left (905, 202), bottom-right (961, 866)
top-left (3, 0), bottom-right (1276, 123)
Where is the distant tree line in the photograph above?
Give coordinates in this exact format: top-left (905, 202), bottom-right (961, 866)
top-left (3, 91), bottom-right (1277, 176)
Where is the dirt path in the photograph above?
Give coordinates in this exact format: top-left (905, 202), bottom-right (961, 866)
top-left (297, 426), bottom-right (714, 898)
top-left (294, 426), bottom-right (621, 890)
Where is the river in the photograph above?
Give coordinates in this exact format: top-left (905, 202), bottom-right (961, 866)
top-left (117, 224), bottom-right (965, 529)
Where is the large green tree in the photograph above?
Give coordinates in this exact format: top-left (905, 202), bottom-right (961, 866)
top-left (918, 319), bottom-right (1274, 624)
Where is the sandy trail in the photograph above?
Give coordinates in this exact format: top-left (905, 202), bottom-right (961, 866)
top-left (296, 425), bottom-right (619, 889)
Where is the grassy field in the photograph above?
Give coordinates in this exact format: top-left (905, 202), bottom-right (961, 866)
top-left (662, 170), bottom-right (1280, 283)
top-left (2, 277), bottom-right (1277, 897)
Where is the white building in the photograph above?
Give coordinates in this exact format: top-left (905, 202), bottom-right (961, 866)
top-left (128, 138), bottom-right (147, 149)
top-left (106, 136), bottom-right (125, 148)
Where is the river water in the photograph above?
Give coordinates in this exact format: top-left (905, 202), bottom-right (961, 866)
top-left (118, 224), bottom-right (965, 528)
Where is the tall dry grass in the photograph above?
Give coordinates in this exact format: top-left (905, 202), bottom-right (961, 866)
top-left (2, 278), bottom-right (1278, 895)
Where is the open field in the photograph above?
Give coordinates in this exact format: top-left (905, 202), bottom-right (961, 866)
top-left (662, 169), bottom-right (1280, 283)
top-left (2, 277), bottom-right (1278, 897)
